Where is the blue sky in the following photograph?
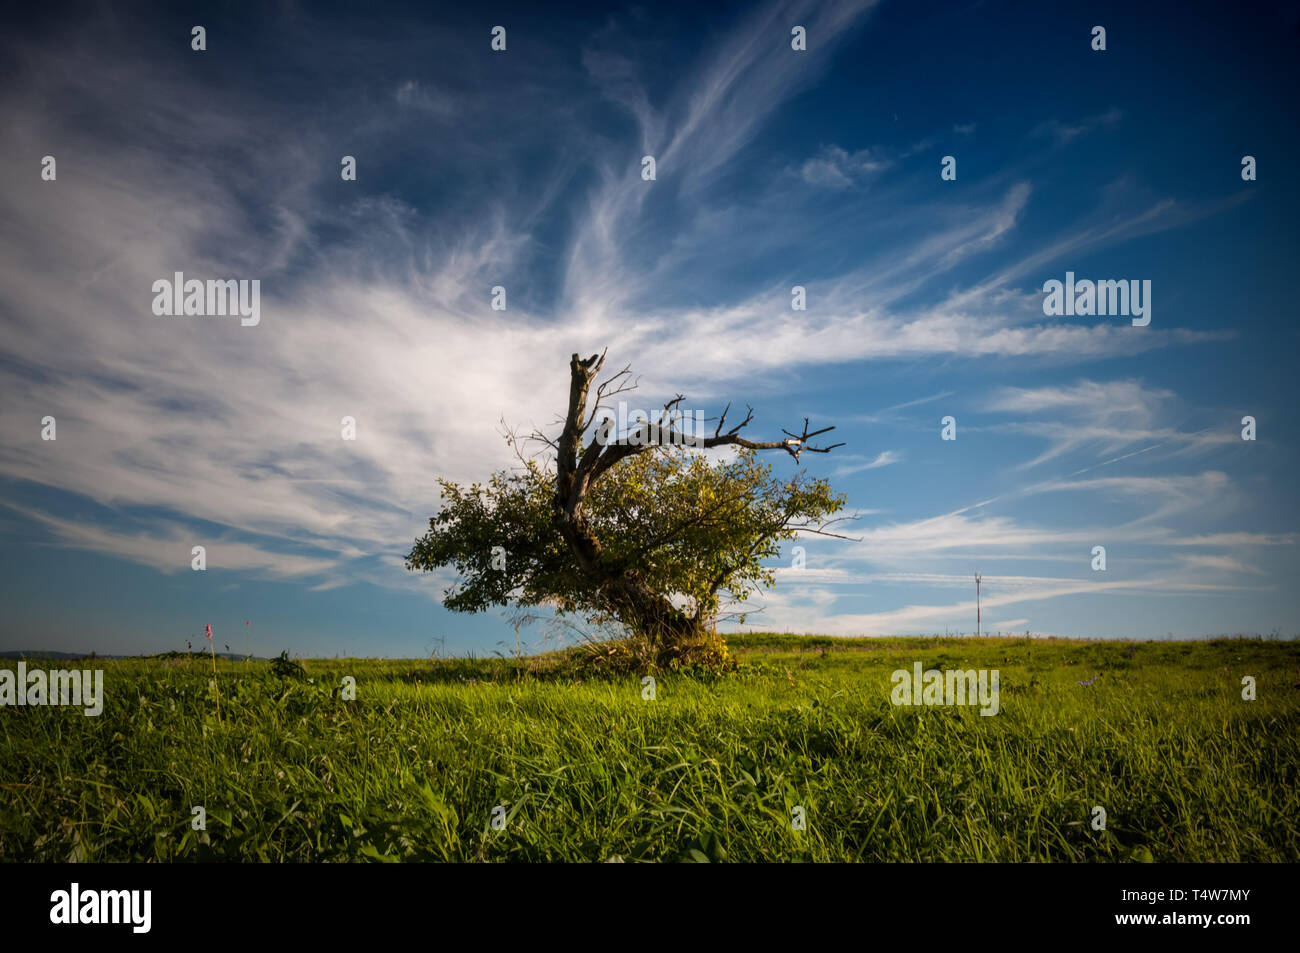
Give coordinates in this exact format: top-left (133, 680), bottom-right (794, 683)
top-left (1, 0), bottom-right (1298, 656)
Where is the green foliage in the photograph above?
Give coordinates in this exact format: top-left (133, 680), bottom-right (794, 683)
top-left (407, 459), bottom-right (577, 613)
top-left (407, 447), bottom-right (846, 625)
top-left (1, 636), bottom-right (1296, 862)
top-left (270, 650), bottom-right (307, 681)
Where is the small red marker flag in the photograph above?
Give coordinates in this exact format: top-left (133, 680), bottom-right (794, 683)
top-left (205, 623), bottom-right (213, 640)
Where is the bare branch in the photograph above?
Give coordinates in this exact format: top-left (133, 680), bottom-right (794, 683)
top-left (714, 402), bottom-right (731, 438)
top-left (727, 405), bottom-right (755, 436)
top-left (658, 394), bottom-right (686, 430)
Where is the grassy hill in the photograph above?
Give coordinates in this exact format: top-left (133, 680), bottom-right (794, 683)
top-left (1, 634), bottom-right (1296, 862)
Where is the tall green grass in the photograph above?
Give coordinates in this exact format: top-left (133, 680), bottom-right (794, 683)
top-left (1, 635), bottom-right (1296, 861)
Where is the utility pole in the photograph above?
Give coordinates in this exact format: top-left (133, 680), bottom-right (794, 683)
top-left (975, 573), bottom-right (982, 638)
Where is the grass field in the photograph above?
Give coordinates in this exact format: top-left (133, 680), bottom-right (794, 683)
top-left (2, 634), bottom-right (1297, 862)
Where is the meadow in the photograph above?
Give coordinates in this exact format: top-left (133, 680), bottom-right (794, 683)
top-left (1, 635), bottom-right (1297, 862)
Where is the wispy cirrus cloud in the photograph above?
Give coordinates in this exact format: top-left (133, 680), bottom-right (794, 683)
top-left (1031, 107), bottom-right (1124, 145)
top-left (981, 379), bottom-right (1237, 467)
top-left (831, 449), bottom-right (902, 477)
top-left (0, 0), bottom-right (1285, 651)
top-left (798, 145), bottom-right (890, 189)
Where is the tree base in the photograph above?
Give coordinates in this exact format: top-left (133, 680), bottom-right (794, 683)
top-left (579, 628), bottom-right (735, 675)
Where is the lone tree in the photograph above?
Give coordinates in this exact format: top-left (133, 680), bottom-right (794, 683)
top-left (407, 351), bottom-right (848, 664)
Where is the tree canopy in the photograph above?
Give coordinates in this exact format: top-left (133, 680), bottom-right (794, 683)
top-left (407, 351), bottom-right (848, 659)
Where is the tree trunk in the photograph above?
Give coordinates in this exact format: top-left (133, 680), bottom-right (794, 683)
top-left (598, 573), bottom-right (706, 649)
